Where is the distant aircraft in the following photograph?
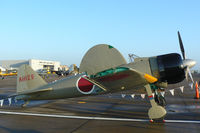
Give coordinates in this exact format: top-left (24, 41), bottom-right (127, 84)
top-left (8, 32), bottom-right (196, 121)
top-left (55, 64), bottom-right (78, 77)
top-left (55, 70), bottom-right (69, 76)
top-left (36, 69), bottom-right (50, 79)
top-left (68, 64), bottom-right (79, 75)
top-left (0, 66), bottom-right (17, 79)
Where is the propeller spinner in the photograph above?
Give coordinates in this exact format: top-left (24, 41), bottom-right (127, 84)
top-left (178, 31), bottom-right (196, 83)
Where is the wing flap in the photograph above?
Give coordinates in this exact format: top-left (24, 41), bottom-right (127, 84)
top-left (82, 76), bottom-right (108, 92)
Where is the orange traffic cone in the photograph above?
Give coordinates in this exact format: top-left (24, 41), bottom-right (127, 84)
top-left (195, 81), bottom-right (199, 99)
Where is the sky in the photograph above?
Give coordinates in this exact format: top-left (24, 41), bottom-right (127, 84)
top-left (0, 0), bottom-right (200, 70)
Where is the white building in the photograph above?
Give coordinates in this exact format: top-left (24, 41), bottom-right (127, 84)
top-left (29, 59), bottom-right (60, 71)
top-left (0, 59), bottom-right (61, 71)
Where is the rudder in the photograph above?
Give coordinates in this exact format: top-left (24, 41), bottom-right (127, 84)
top-left (17, 64), bottom-right (47, 94)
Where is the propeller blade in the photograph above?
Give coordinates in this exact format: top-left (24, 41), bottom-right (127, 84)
top-left (187, 67), bottom-right (194, 83)
top-left (177, 31), bottom-right (196, 83)
top-left (185, 69), bottom-right (188, 81)
top-left (185, 67), bottom-right (194, 83)
top-left (178, 31), bottom-right (186, 59)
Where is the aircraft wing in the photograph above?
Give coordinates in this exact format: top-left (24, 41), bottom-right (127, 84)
top-left (86, 67), bottom-right (156, 92)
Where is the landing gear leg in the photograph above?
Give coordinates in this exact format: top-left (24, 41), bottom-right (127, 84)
top-left (145, 84), bottom-right (166, 121)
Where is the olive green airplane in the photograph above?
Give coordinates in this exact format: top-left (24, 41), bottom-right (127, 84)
top-left (9, 32), bottom-right (196, 121)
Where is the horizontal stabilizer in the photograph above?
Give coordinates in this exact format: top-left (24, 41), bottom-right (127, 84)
top-left (18, 87), bottom-right (52, 95)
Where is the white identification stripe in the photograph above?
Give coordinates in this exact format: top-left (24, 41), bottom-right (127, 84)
top-left (0, 110), bottom-right (199, 124)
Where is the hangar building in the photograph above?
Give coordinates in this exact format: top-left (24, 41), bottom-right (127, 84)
top-left (0, 59), bottom-right (61, 71)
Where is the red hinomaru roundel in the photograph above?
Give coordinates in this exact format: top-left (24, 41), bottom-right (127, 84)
top-left (76, 75), bottom-right (95, 94)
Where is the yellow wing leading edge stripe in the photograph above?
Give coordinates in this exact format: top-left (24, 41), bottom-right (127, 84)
top-left (144, 74), bottom-right (158, 83)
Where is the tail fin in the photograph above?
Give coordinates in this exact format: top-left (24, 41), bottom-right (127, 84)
top-left (17, 65), bottom-right (47, 94)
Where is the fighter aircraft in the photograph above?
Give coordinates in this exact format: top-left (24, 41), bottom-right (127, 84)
top-left (7, 32), bottom-right (196, 121)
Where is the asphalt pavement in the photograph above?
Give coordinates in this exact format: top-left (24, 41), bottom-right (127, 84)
top-left (0, 75), bottom-right (199, 133)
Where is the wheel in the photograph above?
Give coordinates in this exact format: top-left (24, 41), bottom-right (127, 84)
top-left (154, 95), bottom-right (166, 107)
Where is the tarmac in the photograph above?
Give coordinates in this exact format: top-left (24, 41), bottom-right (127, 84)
top-left (0, 74), bottom-right (200, 133)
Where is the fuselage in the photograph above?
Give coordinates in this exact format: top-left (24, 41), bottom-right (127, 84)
top-left (17, 74), bottom-right (105, 100)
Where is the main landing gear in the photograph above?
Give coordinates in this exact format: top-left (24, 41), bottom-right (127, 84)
top-left (154, 91), bottom-right (166, 107)
top-left (144, 84), bottom-right (167, 122)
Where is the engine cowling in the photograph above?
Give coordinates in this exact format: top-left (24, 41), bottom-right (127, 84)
top-left (150, 53), bottom-right (185, 84)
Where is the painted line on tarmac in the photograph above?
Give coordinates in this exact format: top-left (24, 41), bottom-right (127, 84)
top-left (0, 110), bottom-right (199, 124)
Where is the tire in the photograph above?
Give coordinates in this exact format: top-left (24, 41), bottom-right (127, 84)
top-left (154, 95), bottom-right (166, 107)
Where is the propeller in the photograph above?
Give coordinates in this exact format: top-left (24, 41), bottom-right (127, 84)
top-left (178, 31), bottom-right (196, 83)
top-left (178, 31), bottom-right (186, 60)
